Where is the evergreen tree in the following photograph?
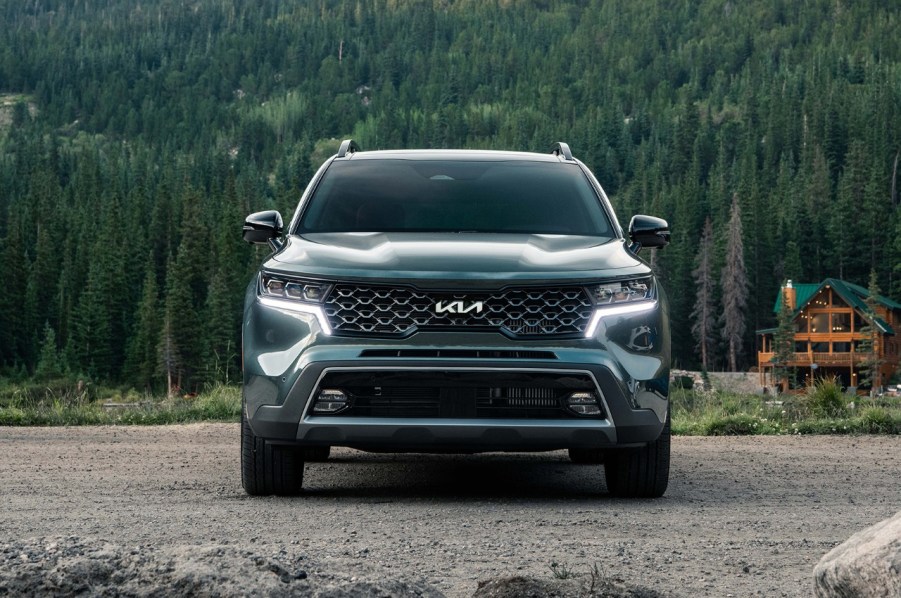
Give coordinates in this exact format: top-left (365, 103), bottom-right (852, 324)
top-left (856, 270), bottom-right (884, 393)
top-left (161, 188), bottom-right (210, 391)
top-left (124, 263), bottom-right (161, 390)
top-left (781, 241), bottom-right (803, 283)
top-left (721, 193), bottom-right (749, 372)
top-left (772, 284), bottom-right (796, 392)
top-left (157, 312), bottom-right (180, 398)
top-left (34, 322), bottom-right (63, 380)
top-left (0, 210), bottom-right (29, 368)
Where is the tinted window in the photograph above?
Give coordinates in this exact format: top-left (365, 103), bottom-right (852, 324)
top-left (298, 160), bottom-right (612, 235)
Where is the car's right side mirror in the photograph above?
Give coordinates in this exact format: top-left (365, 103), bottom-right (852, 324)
top-left (628, 215), bottom-right (670, 253)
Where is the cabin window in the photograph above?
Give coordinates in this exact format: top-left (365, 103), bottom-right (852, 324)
top-left (832, 342), bottom-right (851, 353)
top-left (811, 342), bottom-right (829, 352)
top-left (810, 313), bottom-right (829, 333)
top-left (794, 316), bottom-right (808, 333)
top-left (853, 312), bottom-right (865, 331)
top-left (794, 341), bottom-right (808, 352)
top-left (831, 313), bottom-right (851, 333)
top-left (811, 293), bottom-right (829, 308)
top-left (831, 294), bottom-right (848, 308)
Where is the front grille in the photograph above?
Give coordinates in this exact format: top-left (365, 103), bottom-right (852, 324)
top-left (310, 371), bottom-right (604, 420)
top-left (323, 284), bottom-right (594, 337)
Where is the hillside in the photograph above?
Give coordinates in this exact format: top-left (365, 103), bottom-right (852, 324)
top-left (0, 0), bottom-right (899, 388)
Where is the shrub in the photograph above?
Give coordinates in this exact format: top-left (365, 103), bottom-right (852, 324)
top-left (857, 407), bottom-right (898, 434)
top-left (805, 376), bottom-right (847, 418)
top-left (706, 414), bottom-right (763, 435)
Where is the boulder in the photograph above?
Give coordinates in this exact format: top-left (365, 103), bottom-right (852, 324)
top-left (814, 511), bottom-right (901, 597)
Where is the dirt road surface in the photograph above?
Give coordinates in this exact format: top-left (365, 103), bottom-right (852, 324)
top-left (1, 425), bottom-right (898, 597)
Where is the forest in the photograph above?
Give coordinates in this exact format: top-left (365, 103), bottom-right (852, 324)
top-left (0, 0), bottom-right (899, 392)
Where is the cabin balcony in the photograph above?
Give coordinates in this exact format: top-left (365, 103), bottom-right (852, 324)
top-left (757, 351), bottom-right (875, 366)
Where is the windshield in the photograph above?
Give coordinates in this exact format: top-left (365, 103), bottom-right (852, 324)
top-left (297, 159), bottom-right (613, 236)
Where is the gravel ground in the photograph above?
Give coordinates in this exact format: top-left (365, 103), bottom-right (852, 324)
top-left (0, 425), bottom-right (898, 597)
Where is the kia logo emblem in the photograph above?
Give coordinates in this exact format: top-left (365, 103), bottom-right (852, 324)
top-left (434, 300), bottom-right (484, 315)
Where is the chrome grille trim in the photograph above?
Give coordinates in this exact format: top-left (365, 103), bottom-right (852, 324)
top-left (323, 284), bottom-right (594, 337)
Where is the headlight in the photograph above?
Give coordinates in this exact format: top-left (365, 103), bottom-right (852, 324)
top-left (261, 274), bottom-right (332, 303)
top-left (585, 277), bottom-right (656, 337)
top-left (258, 273), bottom-right (333, 334)
top-left (590, 278), bottom-right (652, 305)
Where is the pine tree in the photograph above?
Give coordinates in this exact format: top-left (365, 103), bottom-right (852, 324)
top-left (68, 259), bottom-right (113, 378)
top-left (161, 188), bottom-right (210, 391)
top-left (721, 193), bottom-right (749, 372)
top-left (782, 241), bottom-right (803, 283)
top-left (0, 210), bottom-right (29, 368)
top-left (34, 322), bottom-right (63, 380)
top-left (691, 217), bottom-right (716, 371)
top-left (157, 312), bottom-right (180, 398)
top-left (857, 270), bottom-right (884, 394)
top-left (123, 263), bottom-right (160, 390)
top-left (772, 284), bottom-right (796, 392)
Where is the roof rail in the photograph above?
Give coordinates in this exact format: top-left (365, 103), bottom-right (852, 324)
top-left (550, 142), bottom-right (574, 161)
top-left (337, 139), bottom-right (361, 158)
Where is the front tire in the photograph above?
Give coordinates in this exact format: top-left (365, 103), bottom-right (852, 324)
top-left (604, 412), bottom-right (670, 498)
top-left (241, 410), bottom-right (305, 496)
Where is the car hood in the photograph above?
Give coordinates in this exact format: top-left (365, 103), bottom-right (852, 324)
top-left (265, 233), bottom-right (649, 284)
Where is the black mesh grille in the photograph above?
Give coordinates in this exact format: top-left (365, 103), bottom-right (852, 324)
top-left (323, 284), bottom-right (594, 337)
top-left (311, 371), bottom-right (604, 420)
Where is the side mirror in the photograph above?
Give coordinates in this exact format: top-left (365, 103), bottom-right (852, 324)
top-left (628, 215), bottom-right (670, 253)
top-left (243, 210), bottom-right (283, 245)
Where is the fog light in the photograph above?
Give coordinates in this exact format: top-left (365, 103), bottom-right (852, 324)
top-left (566, 391), bottom-right (602, 416)
top-left (313, 388), bottom-right (349, 413)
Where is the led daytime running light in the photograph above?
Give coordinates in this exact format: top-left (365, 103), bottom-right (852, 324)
top-left (585, 301), bottom-right (657, 338)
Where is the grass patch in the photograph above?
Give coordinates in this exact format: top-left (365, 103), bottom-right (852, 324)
top-left (0, 380), bottom-right (240, 426)
top-left (1, 376), bottom-right (899, 435)
top-left (671, 384), bottom-right (901, 436)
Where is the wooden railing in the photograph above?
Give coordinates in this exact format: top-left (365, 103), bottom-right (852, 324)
top-left (758, 352), bottom-right (872, 366)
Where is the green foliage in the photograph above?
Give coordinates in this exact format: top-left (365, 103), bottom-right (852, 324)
top-left (705, 414), bottom-right (779, 436)
top-left (0, 0), bottom-right (900, 386)
top-left (804, 376), bottom-right (848, 419)
top-left (0, 382), bottom-right (240, 426)
top-left (34, 323), bottom-right (63, 380)
top-left (549, 562), bottom-right (574, 580)
top-left (772, 284), bottom-right (796, 390)
top-left (857, 270), bottom-right (885, 390)
top-left (670, 385), bottom-right (900, 436)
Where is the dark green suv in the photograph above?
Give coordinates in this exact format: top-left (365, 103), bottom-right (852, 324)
top-left (241, 141), bottom-right (671, 497)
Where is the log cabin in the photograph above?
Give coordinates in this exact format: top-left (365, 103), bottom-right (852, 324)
top-left (757, 279), bottom-right (901, 391)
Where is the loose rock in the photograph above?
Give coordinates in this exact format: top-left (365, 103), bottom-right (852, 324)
top-left (0, 537), bottom-right (443, 597)
top-left (813, 510), bottom-right (901, 598)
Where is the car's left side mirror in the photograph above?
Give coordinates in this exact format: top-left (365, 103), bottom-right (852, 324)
top-left (628, 215), bottom-right (670, 253)
top-left (243, 210), bottom-right (283, 245)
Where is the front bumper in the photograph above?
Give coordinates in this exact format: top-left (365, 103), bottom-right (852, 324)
top-left (242, 287), bottom-right (670, 452)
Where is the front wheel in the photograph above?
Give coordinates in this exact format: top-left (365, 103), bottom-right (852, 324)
top-left (241, 410), bottom-right (305, 496)
top-left (604, 412), bottom-right (670, 498)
